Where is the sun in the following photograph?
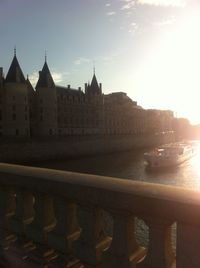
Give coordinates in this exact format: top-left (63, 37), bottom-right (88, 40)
top-left (135, 11), bottom-right (200, 125)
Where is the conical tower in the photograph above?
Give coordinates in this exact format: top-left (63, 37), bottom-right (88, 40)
top-left (86, 72), bottom-right (102, 96)
top-left (35, 56), bottom-right (57, 136)
top-left (85, 70), bottom-right (104, 134)
top-left (5, 51), bottom-right (26, 83)
top-left (35, 61), bottom-right (55, 89)
top-left (4, 50), bottom-right (30, 137)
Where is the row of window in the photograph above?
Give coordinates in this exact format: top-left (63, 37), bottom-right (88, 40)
top-left (0, 128), bottom-right (29, 136)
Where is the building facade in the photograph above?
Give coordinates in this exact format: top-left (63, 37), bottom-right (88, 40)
top-left (0, 52), bottom-right (175, 138)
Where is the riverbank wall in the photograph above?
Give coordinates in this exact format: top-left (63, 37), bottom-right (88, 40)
top-left (0, 132), bottom-right (174, 163)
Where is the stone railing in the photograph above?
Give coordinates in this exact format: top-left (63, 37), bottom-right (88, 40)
top-left (0, 163), bottom-right (199, 267)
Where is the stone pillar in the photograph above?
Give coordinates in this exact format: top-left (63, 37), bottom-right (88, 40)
top-left (25, 192), bottom-right (56, 265)
top-left (138, 218), bottom-right (175, 268)
top-left (10, 190), bottom-right (34, 256)
top-left (103, 211), bottom-right (146, 268)
top-left (11, 190), bottom-right (33, 238)
top-left (0, 186), bottom-right (16, 249)
top-left (48, 198), bottom-right (81, 267)
top-left (75, 205), bottom-right (111, 268)
top-left (0, 186), bottom-right (16, 266)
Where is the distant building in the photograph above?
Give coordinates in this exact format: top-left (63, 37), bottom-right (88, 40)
top-left (0, 52), bottom-right (175, 138)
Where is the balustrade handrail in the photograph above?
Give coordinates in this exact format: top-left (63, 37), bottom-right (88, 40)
top-left (1, 162), bottom-right (200, 267)
top-left (0, 162), bottom-right (199, 224)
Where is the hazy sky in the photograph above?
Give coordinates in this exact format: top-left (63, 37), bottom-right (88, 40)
top-left (1, 0), bottom-right (200, 124)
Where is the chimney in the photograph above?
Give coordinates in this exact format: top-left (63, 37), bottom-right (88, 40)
top-left (78, 87), bottom-right (81, 91)
top-left (99, 83), bottom-right (102, 90)
top-left (85, 83), bottom-right (88, 91)
top-left (67, 84), bottom-right (70, 89)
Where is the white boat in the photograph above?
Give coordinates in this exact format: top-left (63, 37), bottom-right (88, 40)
top-left (144, 142), bottom-right (195, 169)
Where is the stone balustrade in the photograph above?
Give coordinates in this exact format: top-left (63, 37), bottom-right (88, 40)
top-left (0, 163), bottom-right (199, 267)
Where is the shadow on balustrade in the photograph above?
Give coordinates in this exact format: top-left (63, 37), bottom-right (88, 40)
top-left (0, 187), bottom-right (178, 268)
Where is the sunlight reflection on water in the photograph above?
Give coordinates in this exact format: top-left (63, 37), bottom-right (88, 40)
top-left (186, 142), bottom-right (200, 188)
top-left (34, 140), bottom-right (200, 190)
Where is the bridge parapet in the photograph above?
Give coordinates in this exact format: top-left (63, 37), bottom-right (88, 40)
top-left (0, 163), bottom-right (199, 267)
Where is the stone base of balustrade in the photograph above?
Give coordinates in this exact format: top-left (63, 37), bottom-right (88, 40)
top-left (0, 245), bottom-right (83, 268)
top-left (1, 246), bottom-right (36, 268)
top-left (48, 254), bottom-right (83, 268)
top-left (0, 251), bottom-right (9, 267)
top-left (137, 259), bottom-right (176, 268)
top-left (24, 244), bottom-right (57, 267)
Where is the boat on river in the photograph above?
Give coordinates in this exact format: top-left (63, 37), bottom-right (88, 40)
top-left (144, 142), bottom-right (195, 169)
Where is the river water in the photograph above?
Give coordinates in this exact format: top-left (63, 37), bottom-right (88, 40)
top-left (34, 140), bottom-right (200, 190)
top-left (31, 140), bottom-right (200, 248)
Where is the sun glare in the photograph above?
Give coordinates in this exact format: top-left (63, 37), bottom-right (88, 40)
top-left (189, 143), bottom-right (200, 188)
top-left (135, 12), bottom-right (200, 125)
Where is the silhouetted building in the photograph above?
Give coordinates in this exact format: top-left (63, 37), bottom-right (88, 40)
top-left (0, 52), bottom-right (175, 138)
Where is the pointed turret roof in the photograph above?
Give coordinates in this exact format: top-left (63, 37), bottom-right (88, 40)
top-left (86, 73), bottom-right (102, 95)
top-left (35, 61), bottom-right (55, 89)
top-left (5, 54), bottom-right (26, 83)
top-left (90, 74), bottom-right (99, 90)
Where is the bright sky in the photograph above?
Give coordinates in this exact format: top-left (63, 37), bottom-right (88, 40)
top-left (0, 0), bottom-right (200, 124)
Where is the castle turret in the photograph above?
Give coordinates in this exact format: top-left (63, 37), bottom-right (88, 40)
top-left (35, 62), bottom-right (55, 89)
top-left (85, 70), bottom-right (102, 97)
top-left (35, 57), bottom-right (57, 136)
top-left (86, 73), bottom-right (102, 96)
top-left (5, 50), bottom-right (26, 83)
top-left (4, 50), bottom-right (30, 137)
top-left (84, 71), bottom-right (104, 134)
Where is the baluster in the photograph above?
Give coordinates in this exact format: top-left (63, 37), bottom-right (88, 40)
top-left (0, 186), bottom-right (16, 266)
top-left (103, 211), bottom-right (146, 268)
top-left (25, 192), bottom-right (56, 265)
top-left (11, 189), bottom-right (33, 237)
top-left (138, 218), bottom-right (175, 268)
top-left (0, 186), bottom-right (16, 249)
top-left (10, 189), bottom-right (34, 255)
top-left (48, 197), bottom-right (81, 267)
top-left (176, 222), bottom-right (200, 268)
top-left (75, 205), bottom-right (111, 268)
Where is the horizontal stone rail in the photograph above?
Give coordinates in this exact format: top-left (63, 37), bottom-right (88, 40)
top-left (0, 163), bottom-right (199, 267)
